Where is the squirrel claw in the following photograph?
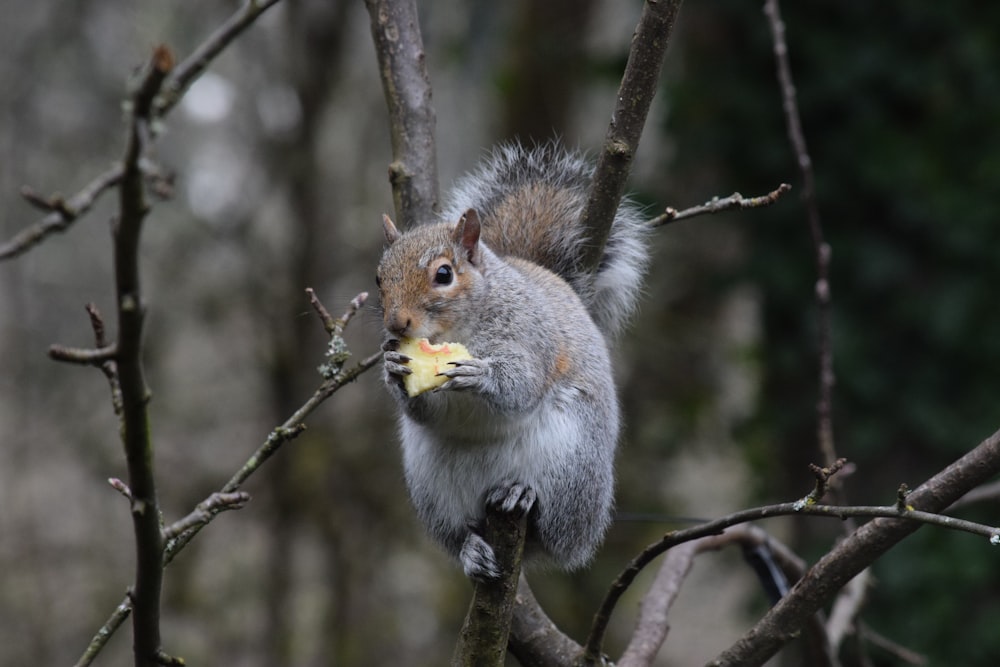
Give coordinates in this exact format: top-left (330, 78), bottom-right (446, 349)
top-left (459, 483), bottom-right (536, 581)
top-left (486, 482), bottom-right (536, 519)
top-left (437, 357), bottom-right (488, 391)
top-left (383, 350), bottom-right (412, 377)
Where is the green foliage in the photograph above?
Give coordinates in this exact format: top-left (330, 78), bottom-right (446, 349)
top-left (667, 1), bottom-right (1000, 663)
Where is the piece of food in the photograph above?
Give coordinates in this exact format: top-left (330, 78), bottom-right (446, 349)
top-left (398, 337), bottom-right (474, 397)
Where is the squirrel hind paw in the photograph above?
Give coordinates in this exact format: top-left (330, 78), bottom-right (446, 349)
top-left (485, 482), bottom-right (536, 519)
top-left (460, 532), bottom-right (502, 581)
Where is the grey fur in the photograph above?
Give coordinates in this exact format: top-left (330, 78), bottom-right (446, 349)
top-left (377, 143), bottom-right (649, 578)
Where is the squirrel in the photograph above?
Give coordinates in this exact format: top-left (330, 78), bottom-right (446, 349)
top-left (376, 142), bottom-right (649, 580)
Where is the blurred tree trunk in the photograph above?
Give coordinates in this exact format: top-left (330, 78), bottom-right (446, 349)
top-left (500, 0), bottom-right (598, 144)
top-left (258, 1), bottom-right (351, 663)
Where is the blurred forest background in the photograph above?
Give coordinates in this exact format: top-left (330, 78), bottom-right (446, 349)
top-left (1, 0), bottom-right (998, 665)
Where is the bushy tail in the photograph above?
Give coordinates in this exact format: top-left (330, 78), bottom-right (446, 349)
top-left (442, 142), bottom-right (649, 337)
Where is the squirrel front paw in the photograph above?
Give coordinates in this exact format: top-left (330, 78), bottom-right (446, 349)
top-left (459, 483), bottom-right (537, 581)
top-left (437, 358), bottom-right (490, 392)
top-left (381, 340), bottom-right (412, 390)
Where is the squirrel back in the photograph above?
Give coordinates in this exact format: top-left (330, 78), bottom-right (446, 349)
top-left (441, 142), bottom-right (648, 337)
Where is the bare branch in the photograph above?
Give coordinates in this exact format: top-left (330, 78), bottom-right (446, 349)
top-left (153, 0), bottom-right (284, 118)
top-left (509, 577), bottom-right (583, 667)
top-left (306, 287), bottom-right (368, 337)
top-left (803, 458), bottom-right (848, 505)
top-left (951, 478), bottom-right (1000, 510)
top-left (709, 427), bottom-right (1000, 666)
top-left (452, 494), bottom-right (532, 666)
top-left (0, 165), bottom-right (123, 261)
top-left (48, 343), bottom-right (118, 365)
top-left (648, 183), bottom-right (792, 228)
top-left (108, 478), bottom-right (133, 503)
top-left (116, 43), bottom-right (173, 667)
top-left (764, 0), bottom-right (837, 469)
top-left (617, 540), bottom-right (699, 667)
top-left (161, 492), bottom-right (251, 541)
top-left (858, 623), bottom-right (929, 666)
top-left (825, 570), bottom-right (871, 652)
top-left (364, 0), bottom-right (439, 227)
top-left (585, 451), bottom-right (1000, 663)
top-left (578, 0), bottom-right (683, 273)
top-left (2, 0), bottom-right (281, 262)
top-left (75, 295), bottom-right (381, 667)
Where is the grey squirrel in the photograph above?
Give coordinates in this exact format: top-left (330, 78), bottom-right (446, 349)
top-left (376, 142), bottom-right (648, 580)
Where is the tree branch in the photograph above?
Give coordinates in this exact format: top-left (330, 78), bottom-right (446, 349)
top-left (364, 0), bottom-right (440, 228)
top-left (583, 450), bottom-right (1000, 663)
top-left (74, 292), bottom-right (379, 667)
top-left (648, 183), bottom-right (792, 228)
top-left (578, 0), bottom-right (683, 273)
top-left (161, 492), bottom-right (251, 541)
top-left (709, 427), bottom-right (1000, 666)
top-left (1, 0), bottom-right (282, 262)
top-left (509, 577), bottom-right (583, 667)
top-left (764, 0), bottom-right (837, 469)
top-left (617, 540), bottom-right (699, 667)
top-left (0, 166), bottom-right (123, 261)
top-left (113, 44), bottom-right (174, 667)
top-left (452, 496), bottom-right (532, 666)
top-left (153, 0), bottom-right (284, 118)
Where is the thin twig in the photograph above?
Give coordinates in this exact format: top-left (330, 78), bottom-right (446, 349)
top-left (48, 343), bottom-right (118, 364)
top-left (858, 622), bottom-right (928, 666)
top-left (709, 428), bottom-right (1000, 666)
top-left (153, 0), bottom-right (284, 118)
top-left (74, 295), bottom-right (380, 667)
top-left (0, 165), bottom-right (123, 260)
top-left (1, 0), bottom-right (283, 262)
top-left (108, 478), bottom-right (133, 502)
top-left (584, 460), bottom-right (1000, 662)
top-left (578, 0), bottom-right (684, 273)
top-left (764, 0), bottom-right (837, 469)
top-left (648, 183), bottom-right (792, 227)
top-left (161, 492), bottom-right (251, 541)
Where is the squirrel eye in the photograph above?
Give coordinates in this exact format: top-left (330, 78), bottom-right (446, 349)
top-left (433, 264), bottom-right (454, 286)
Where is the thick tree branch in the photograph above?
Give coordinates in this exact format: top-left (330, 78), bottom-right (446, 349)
top-left (452, 497), bottom-right (532, 666)
top-left (709, 427), bottom-right (1000, 666)
top-left (509, 577), bottom-right (583, 667)
top-left (364, 0), bottom-right (439, 228)
top-left (578, 0), bottom-right (683, 273)
top-left (583, 451), bottom-right (1000, 663)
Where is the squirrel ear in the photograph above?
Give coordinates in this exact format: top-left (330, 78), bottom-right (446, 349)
top-left (382, 214), bottom-right (401, 245)
top-left (454, 209), bottom-right (482, 264)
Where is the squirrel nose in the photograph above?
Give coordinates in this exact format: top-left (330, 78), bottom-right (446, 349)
top-left (385, 310), bottom-right (412, 337)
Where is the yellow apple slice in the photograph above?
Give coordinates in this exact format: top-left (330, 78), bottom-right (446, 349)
top-left (398, 337), bottom-right (474, 397)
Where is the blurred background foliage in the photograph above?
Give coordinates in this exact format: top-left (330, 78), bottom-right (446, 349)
top-left (0, 1), bottom-right (997, 666)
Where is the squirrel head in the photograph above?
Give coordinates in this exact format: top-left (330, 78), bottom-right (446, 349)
top-left (376, 209), bottom-right (487, 342)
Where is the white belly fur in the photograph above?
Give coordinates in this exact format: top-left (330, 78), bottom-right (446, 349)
top-left (400, 395), bottom-right (586, 532)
